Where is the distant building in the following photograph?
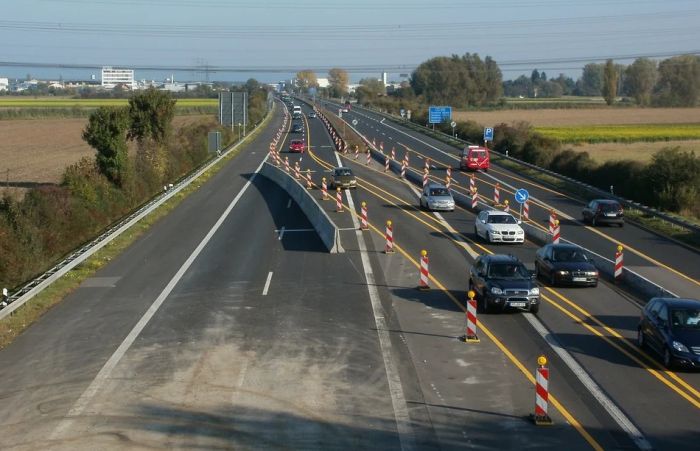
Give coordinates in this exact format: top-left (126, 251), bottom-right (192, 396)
top-left (347, 84), bottom-right (360, 94)
top-left (381, 72), bottom-right (388, 86)
top-left (101, 67), bottom-right (135, 90)
top-left (0, 77), bottom-right (8, 91)
top-left (317, 78), bottom-right (329, 89)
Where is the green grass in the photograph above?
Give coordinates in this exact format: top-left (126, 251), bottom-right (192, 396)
top-left (0, 105), bottom-right (274, 350)
top-left (535, 124), bottom-right (700, 143)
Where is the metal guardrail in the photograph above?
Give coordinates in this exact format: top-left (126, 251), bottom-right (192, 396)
top-left (0, 105), bottom-right (275, 318)
top-left (354, 103), bottom-right (700, 237)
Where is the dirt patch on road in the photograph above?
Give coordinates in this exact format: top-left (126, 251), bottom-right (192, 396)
top-left (453, 107), bottom-right (700, 127)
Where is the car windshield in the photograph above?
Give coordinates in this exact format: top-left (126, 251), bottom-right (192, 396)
top-left (470, 151), bottom-right (485, 159)
top-left (488, 263), bottom-right (529, 279)
top-left (487, 214), bottom-right (516, 224)
top-left (552, 249), bottom-right (588, 262)
top-left (291, 140), bottom-right (302, 145)
top-left (671, 308), bottom-right (700, 329)
top-left (429, 188), bottom-right (450, 196)
top-left (336, 169), bottom-right (353, 176)
top-left (599, 202), bottom-right (620, 212)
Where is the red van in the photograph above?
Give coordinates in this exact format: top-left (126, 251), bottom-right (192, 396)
top-left (460, 145), bottom-right (490, 171)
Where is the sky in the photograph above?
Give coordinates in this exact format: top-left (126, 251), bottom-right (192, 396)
top-left (1, 0), bottom-right (699, 84)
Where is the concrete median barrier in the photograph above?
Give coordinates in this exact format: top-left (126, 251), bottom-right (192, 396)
top-left (260, 162), bottom-right (344, 253)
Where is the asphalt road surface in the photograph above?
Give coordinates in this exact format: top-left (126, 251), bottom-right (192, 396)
top-left (0, 100), bottom-right (698, 450)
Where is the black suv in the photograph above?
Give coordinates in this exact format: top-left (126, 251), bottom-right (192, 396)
top-left (469, 254), bottom-right (540, 314)
top-left (582, 199), bottom-right (624, 227)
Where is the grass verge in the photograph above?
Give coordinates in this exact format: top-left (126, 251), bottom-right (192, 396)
top-left (535, 123), bottom-right (700, 144)
top-left (0, 106), bottom-right (274, 350)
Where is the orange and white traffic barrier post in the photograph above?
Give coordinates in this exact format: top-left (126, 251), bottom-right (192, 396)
top-left (379, 141), bottom-right (384, 152)
top-left (366, 149), bottom-right (372, 165)
top-left (423, 168), bottom-right (429, 188)
top-left (548, 210), bottom-right (557, 234)
top-left (493, 183), bottom-right (500, 205)
top-left (400, 158), bottom-right (407, 178)
top-left (503, 199), bottom-right (510, 213)
top-left (384, 220), bottom-right (394, 253)
top-left (552, 219), bottom-right (561, 244)
top-left (523, 200), bottom-right (530, 220)
top-left (336, 187), bottom-right (343, 212)
top-left (321, 177), bottom-right (328, 200)
top-left (532, 355), bottom-right (553, 425)
top-left (354, 145), bottom-right (360, 160)
top-left (372, 138), bottom-right (376, 148)
top-left (445, 167), bottom-right (452, 189)
top-left (343, 142), bottom-right (348, 153)
top-left (418, 250), bottom-right (430, 290)
top-left (424, 158), bottom-right (430, 171)
top-left (614, 245), bottom-right (624, 282)
top-left (306, 169), bottom-right (313, 190)
top-left (470, 174), bottom-right (476, 193)
top-left (385, 155), bottom-right (390, 172)
top-left (360, 202), bottom-right (369, 230)
top-left (294, 161), bottom-right (301, 180)
top-left (471, 187), bottom-right (478, 210)
top-left (391, 147), bottom-right (396, 161)
top-left (463, 291), bottom-right (480, 343)
top-left (284, 156), bottom-right (290, 173)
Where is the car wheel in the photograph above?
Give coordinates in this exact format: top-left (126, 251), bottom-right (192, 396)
top-left (534, 262), bottom-right (541, 280)
top-left (486, 232), bottom-right (493, 243)
top-left (619, 222), bottom-right (624, 228)
top-left (637, 329), bottom-right (645, 348)
top-left (549, 273), bottom-right (557, 287)
top-left (530, 303), bottom-right (540, 315)
top-left (474, 225), bottom-right (479, 238)
top-left (591, 216), bottom-right (597, 227)
top-left (663, 348), bottom-right (674, 369)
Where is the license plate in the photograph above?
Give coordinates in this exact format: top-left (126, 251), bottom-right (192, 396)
top-left (509, 302), bottom-right (527, 308)
top-left (605, 213), bottom-right (617, 217)
top-left (573, 277), bottom-right (587, 282)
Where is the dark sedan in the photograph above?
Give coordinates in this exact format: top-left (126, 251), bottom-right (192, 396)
top-left (535, 244), bottom-right (598, 287)
top-left (638, 298), bottom-right (700, 369)
top-left (582, 199), bottom-right (624, 227)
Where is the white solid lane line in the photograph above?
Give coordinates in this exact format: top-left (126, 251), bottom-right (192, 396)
top-left (262, 271), bottom-right (273, 296)
top-left (333, 151), bottom-right (416, 451)
top-left (523, 313), bottom-right (652, 451)
top-left (51, 152), bottom-right (271, 440)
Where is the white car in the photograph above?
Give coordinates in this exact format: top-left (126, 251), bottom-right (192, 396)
top-left (474, 210), bottom-right (525, 244)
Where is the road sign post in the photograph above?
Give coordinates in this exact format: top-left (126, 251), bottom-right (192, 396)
top-left (515, 188), bottom-right (529, 221)
top-left (429, 106), bottom-right (452, 126)
top-left (451, 121), bottom-right (457, 137)
top-left (483, 127), bottom-right (494, 146)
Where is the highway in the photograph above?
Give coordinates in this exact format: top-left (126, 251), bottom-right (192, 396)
top-left (0, 100), bottom-right (697, 450)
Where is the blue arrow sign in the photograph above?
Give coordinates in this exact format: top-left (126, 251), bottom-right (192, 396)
top-left (484, 127), bottom-right (494, 142)
top-left (515, 188), bottom-right (529, 204)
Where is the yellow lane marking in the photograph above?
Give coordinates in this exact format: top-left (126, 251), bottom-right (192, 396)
top-left (542, 291), bottom-right (700, 409)
top-left (545, 288), bottom-right (700, 402)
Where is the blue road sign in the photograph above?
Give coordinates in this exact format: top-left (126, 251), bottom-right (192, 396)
top-left (429, 106), bottom-right (452, 124)
top-left (484, 127), bottom-right (494, 142)
top-left (515, 188), bottom-right (530, 204)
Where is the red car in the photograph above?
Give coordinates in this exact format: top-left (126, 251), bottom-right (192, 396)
top-left (289, 139), bottom-right (305, 153)
top-left (460, 145), bottom-right (490, 171)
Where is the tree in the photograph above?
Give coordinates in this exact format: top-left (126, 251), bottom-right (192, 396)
top-left (624, 58), bottom-right (657, 106)
top-left (295, 70), bottom-right (318, 92)
top-left (82, 107), bottom-right (130, 185)
top-left (654, 55), bottom-right (700, 106)
top-left (127, 87), bottom-right (176, 145)
top-left (356, 77), bottom-right (386, 103)
top-left (328, 68), bottom-right (349, 98)
top-left (245, 78), bottom-right (260, 93)
top-left (645, 147), bottom-right (700, 212)
top-left (602, 59), bottom-right (618, 105)
top-left (576, 63), bottom-right (604, 96)
top-left (531, 69), bottom-right (540, 83)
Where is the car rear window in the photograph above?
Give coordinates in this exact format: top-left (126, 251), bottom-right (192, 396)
top-left (470, 150), bottom-right (486, 158)
top-left (336, 169), bottom-right (352, 176)
top-left (599, 202), bottom-right (621, 212)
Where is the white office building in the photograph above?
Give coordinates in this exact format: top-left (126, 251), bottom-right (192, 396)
top-left (101, 67), bottom-right (135, 90)
top-left (0, 77), bottom-right (8, 91)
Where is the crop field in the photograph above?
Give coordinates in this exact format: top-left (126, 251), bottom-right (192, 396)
top-left (0, 116), bottom-right (209, 198)
top-left (0, 97), bottom-right (217, 108)
top-left (564, 140), bottom-right (700, 163)
top-left (453, 107), bottom-right (700, 127)
top-left (535, 123), bottom-right (700, 143)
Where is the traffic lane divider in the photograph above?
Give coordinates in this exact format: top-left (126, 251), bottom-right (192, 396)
top-left (259, 162), bottom-right (344, 253)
